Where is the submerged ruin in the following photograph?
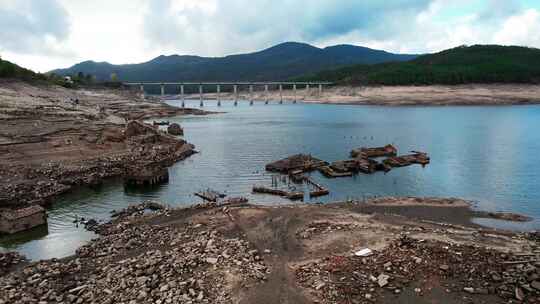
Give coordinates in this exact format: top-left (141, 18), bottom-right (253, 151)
top-left (0, 205), bottom-right (47, 234)
top-left (258, 145), bottom-right (429, 201)
top-left (265, 154), bottom-right (328, 173)
top-left (124, 162), bottom-right (169, 186)
top-left (384, 152), bottom-right (430, 167)
top-left (195, 189), bottom-right (226, 202)
top-left (351, 144), bottom-right (398, 158)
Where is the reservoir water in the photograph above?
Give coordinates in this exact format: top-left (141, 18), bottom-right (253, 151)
top-left (2, 100), bottom-right (540, 260)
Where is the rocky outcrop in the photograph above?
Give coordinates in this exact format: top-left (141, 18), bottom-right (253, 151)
top-left (167, 123), bottom-right (184, 136)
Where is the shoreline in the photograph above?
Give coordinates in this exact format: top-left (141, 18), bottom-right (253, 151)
top-left (194, 83), bottom-right (540, 106)
top-left (0, 80), bottom-right (214, 211)
top-left (1, 199), bottom-right (539, 303)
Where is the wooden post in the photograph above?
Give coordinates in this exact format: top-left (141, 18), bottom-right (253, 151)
top-left (293, 84), bottom-right (297, 103)
top-left (279, 84), bottom-right (283, 104)
top-left (265, 84), bottom-right (269, 104)
top-left (319, 84), bottom-right (323, 96)
top-left (160, 83), bottom-right (165, 96)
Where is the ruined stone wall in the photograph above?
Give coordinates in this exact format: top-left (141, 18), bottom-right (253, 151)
top-left (0, 212), bottom-right (46, 234)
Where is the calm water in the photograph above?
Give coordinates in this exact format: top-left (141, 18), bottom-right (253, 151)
top-left (2, 100), bottom-right (540, 260)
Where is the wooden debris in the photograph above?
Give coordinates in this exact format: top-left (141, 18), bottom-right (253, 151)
top-left (252, 186), bottom-right (304, 200)
top-left (195, 189), bottom-right (226, 202)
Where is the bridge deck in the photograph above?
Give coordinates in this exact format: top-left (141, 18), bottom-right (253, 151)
top-left (124, 81), bottom-right (333, 86)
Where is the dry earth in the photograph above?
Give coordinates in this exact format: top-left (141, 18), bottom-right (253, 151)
top-left (1, 199), bottom-right (540, 304)
top-left (199, 84), bottom-right (540, 106)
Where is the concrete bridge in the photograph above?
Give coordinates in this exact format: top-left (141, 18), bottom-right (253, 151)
top-left (123, 82), bottom-right (332, 107)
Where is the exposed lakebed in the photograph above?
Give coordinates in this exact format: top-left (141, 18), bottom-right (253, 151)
top-left (2, 100), bottom-right (540, 260)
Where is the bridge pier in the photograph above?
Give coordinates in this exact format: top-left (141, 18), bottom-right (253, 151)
top-left (217, 85), bottom-right (221, 106)
top-left (234, 85), bottom-right (238, 106)
top-left (123, 82), bottom-right (331, 105)
top-left (180, 85), bottom-right (185, 107)
top-left (249, 85), bottom-right (254, 106)
top-left (199, 85), bottom-right (204, 107)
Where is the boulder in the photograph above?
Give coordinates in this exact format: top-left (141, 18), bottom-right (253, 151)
top-left (167, 123), bottom-right (183, 136)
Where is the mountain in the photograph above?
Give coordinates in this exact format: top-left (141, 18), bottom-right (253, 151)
top-left (299, 45), bottom-right (540, 85)
top-left (50, 42), bottom-right (418, 82)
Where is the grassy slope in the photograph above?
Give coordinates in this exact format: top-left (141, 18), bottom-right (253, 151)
top-left (300, 45), bottom-right (540, 85)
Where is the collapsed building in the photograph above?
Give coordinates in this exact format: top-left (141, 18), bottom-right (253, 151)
top-left (0, 205), bottom-right (47, 234)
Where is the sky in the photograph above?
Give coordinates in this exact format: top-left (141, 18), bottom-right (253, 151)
top-left (1, 0), bottom-right (540, 72)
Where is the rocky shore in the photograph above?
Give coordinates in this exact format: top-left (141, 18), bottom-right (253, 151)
top-left (1, 199), bottom-right (539, 303)
top-left (0, 80), bottom-right (210, 210)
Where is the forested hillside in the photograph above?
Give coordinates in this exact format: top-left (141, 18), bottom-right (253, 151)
top-left (300, 45), bottom-right (540, 85)
top-left (50, 42), bottom-right (417, 82)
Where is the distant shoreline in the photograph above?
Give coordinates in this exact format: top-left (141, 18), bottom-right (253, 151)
top-left (180, 84), bottom-right (540, 106)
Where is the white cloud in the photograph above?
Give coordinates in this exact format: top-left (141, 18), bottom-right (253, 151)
top-left (1, 0), bottom-right (540, 73)
top-left (494, 9), bottom-right (540, 46)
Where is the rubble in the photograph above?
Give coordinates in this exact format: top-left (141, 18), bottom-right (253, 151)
top-left (1, 200), bottom-right (539, 303)
top-left (0, 203), bottom-right (268, 304)
top-left (0, 252), bottom-right (26, 276)
top-left (110, 201), bottom-right (166, 219)
top-left (296, 234), bottom-right (540, 303)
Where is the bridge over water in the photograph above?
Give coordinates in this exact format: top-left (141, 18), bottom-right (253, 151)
top-left (123, 82), bottom-right (332, 107)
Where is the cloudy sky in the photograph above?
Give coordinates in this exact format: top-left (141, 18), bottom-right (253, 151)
top-left (1, 0), bottom-right (540, 72)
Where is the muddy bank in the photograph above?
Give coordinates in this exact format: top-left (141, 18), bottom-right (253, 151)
top-left (209, 84), bottom-right (540, 106)
top-left (340, 197), bottom-right (532, 227)
top-left (1, 199), bottom-right (539, 303)
top-left (0, 80), bottom-right (211, 210)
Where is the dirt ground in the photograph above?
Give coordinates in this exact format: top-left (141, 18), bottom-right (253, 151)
top-left (3, 200), bottom-right (538, 304)
top-left (203, 84), bottom-right (540, 106)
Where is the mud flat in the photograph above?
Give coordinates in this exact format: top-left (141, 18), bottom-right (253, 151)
top-left (215, 84), bottom-right (540, 106)
top-left (0, 198), bottom-right (538, 304)
top-left (0, 80), bottom-right (211, 212)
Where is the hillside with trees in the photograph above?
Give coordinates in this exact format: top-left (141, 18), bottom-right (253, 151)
top-left (299, 45), bottom-right (540, 85)
top-left (0, 57), bottom-right (41, 80)
top-left (50, 42), bottom-right (418, 82)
